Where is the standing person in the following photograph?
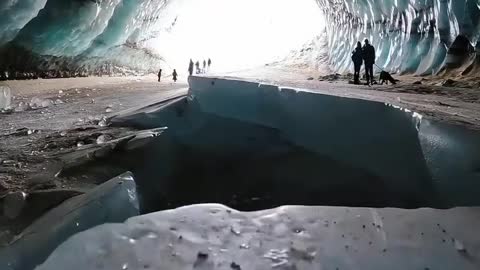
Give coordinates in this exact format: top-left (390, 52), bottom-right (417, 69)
top-left (202, 60), bottom-right (207, 73)
top-left (362, 39), bottom-right (375, 85)
top-left (188, 59), bottom-right (194, 76)
top-left (207, 58), bottom-right (212, 70)
top-left (172, 69), bottom-right (178, 82)
top-left (351, 42), bottom-right (363, 84)
top-left (195, 61), bottom-right (200, 74)
top-left (157, 68), bottom-right (162, 82)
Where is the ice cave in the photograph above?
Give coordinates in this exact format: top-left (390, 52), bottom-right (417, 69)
top-left (0, 0), bottom-right (480, 270)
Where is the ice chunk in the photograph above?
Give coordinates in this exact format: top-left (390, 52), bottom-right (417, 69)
top-left (29, 97), bottom-right (53, 109)
top-left (0, 85), bottom-right (12, 110)
top-left (34, 204), bottom-right (480, 270)
top-left (98, 116), bottom-right (108, 127)
top-left (0, 172), bottom-right (139, 270)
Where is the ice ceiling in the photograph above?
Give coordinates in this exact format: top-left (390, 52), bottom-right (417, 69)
top-left (0, 0), bottom-right (479, 75)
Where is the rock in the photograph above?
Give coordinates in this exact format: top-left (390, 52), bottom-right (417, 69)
top-left (3, 191), bottom-right (28, 219)
top-left (15, 101), bottom-right (29, 112)
top-left (413, 81), bottom-right (422, 85)
top-left (0, 230), bottom-right (13, 246)
top-left (0, 178), bottom-right (9, 192)
top-left (105, 107), bottom-right (113, 113)
top-left (55, 99), bottom-right (64, 105)
top-left (96, 135), bottom-right (108, 144)
top-left (306, 77), bottom-right (314, 81)
top-left (442, 79), bottom-right (456, 87)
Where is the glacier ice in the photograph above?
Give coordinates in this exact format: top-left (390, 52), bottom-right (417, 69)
top-left (35, 204), bottom-right (480, 270)
top-left (109, 76), bottom-right (480, 213)
top-left (317, 0), bottom-right (480, 75)
top-left (0, 0), bottom-right (478, 74)
top-left (0, 172), bottom-right (139, 270)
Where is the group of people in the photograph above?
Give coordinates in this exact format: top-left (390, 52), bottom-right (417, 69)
top-left (157, 58), bottom-right (212, 83)
top-left (188, 58), bottom-right (211, 76)
top-left (351, 39), bottom-right (376, 85)
top-left (157, 68), bottom-right (177, 82)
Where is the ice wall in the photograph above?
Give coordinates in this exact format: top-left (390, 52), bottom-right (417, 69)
top-left (0, 0), bottom-right (479, 75)
top-left (317, 0), bottom-right (480, 75)
top-left (0, 0), bottom-right (177, 74)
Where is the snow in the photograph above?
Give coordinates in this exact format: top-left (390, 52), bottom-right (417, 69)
top-left (35, 204), bottom-right (480, 270)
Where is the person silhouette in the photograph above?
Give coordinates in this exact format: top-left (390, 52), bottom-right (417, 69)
top-left (188, 59), bottom-right (194, 76)
top-left (351, 42), bottom-right (363, 84)
top-left (157, 68), bottom-right (162, 82)
top-left (207, 58), bottom-right (212, 70)
top-left (172, 69), bottom-right (178, 82)
top-left (195, 61), bottom-right (200, 74)
top-left (202, 60), bottom-right (206, 73)
top-left (362, 39), bottom-right (376, 85)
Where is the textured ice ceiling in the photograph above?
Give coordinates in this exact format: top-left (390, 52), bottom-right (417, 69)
top-left (0, 0), bottom-right (479, 75)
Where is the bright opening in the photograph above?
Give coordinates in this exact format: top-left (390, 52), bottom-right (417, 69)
top-left (146, 0), bottom-right (326, 72)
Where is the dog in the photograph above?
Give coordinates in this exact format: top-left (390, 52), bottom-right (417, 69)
top-left (379, 71), bottom-right (399, 85)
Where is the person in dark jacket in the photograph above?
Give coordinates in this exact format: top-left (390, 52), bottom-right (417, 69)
top-left (362, 39), bottom-right (376, 85)
top-left (157, 68), bottom-right (162, 82)
top-left (188, 59), bottom-right (194, 76)
top-left (172, 69), bottom-right (178, 82)
top-left (195, 61), bottom-right (200, 74)
top-left (351, 42), bottom-right (363, 84)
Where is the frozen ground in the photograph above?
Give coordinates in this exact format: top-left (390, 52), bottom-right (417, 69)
top-left (1, 67), bottom-right (479, 245)
top-left (0, 75), bottom-right (186, 242)
top-left (218, 66), bottom-right (480, 128)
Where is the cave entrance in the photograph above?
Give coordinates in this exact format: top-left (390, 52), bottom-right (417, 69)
top-left (148, 0), bottom-right (325, 72)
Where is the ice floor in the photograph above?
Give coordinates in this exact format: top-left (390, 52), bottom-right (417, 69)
top-left (1, 75), bottom-right (480, 270)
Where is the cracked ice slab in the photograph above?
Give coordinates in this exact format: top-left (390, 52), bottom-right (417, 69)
top-left (111, 76), bottom-right (480, 210)
top-left (0, 172), bottom-right (139, 270)
top-left (36, 204), bottom-right (480, 270)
